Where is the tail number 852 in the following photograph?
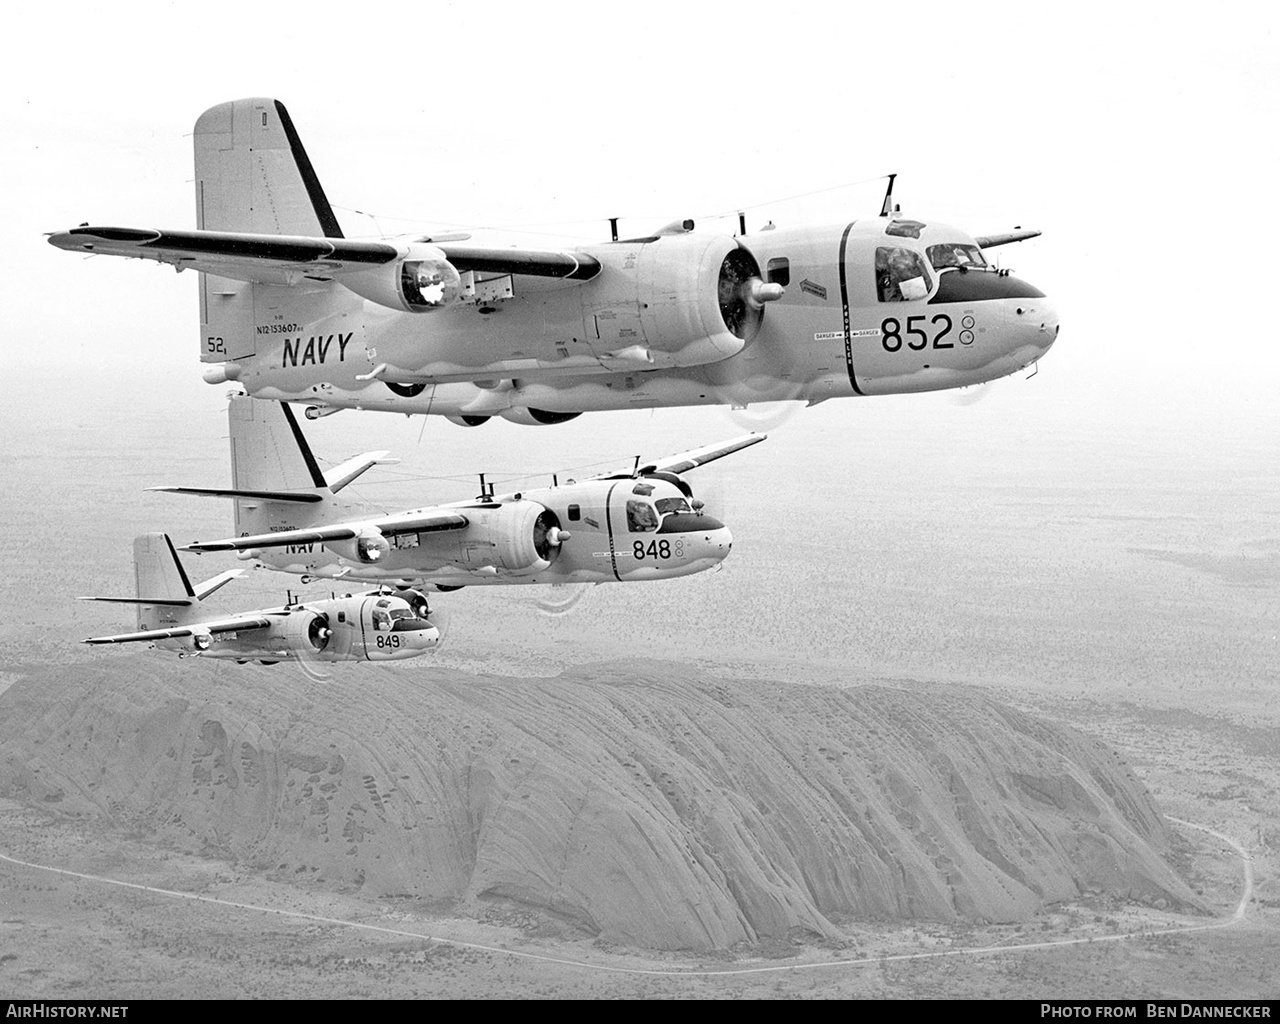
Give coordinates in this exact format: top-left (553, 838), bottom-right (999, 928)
top-left (881, 314), bottom-right (953, 352)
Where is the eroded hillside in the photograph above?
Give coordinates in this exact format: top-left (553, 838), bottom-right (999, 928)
top-left (0, 658), bottom-right (1200, 951)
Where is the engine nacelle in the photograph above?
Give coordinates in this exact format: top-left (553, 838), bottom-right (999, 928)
top-left (340, 243), bottom-right (463, 313)
top-left (589, 233), bottom-right (777, 366)
top-left (498, 408), bottom-right (583, 426)
top-left (326, 527), bottom-right (392, 564)
top-left (461, 500), bottom-right (565, 573)
top-left (392, 588), bottom-right (432, 619)
top-left (445, 414), bottom-right (491, 427)
top-left (283, 610), bottom-right (332, 652)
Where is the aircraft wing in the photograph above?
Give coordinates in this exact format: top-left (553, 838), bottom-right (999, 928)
top-left (973, 228), bottom-right (1041, 249)
top-left (83, 614), bottom-right (274, 645)
top-left (587, 433), bottom-right (767, 481)
top-left (181, 509), bottom-right (470, 554)
top-left (47, 226), bottom-right (601, 284)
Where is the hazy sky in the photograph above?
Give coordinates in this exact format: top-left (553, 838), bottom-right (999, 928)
top-left (5, 1), bottom-right (1278, 502)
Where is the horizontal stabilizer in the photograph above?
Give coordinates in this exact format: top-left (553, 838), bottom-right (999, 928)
top-left (147, 486), bottom-right (325, 503)
top-left (973, 228), bottom-right (1041, 249)
top-left (323, 451), bottom-right (392, 493)
top-left (78, 596), bottom-right (192, 607)
top-left (191, 568), bottom-right (245, 601)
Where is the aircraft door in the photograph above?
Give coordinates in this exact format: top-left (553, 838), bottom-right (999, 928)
top-left (358, 596), bottom-right (408, 659)
top-left (607, 482), bottom-right (664, 580)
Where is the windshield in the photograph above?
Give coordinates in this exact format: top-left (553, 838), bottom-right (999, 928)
top-left (875, 246), bottom-right (932, 302)
top-left (626, 499), bottom-right (659, 532)
top-left (927, 242), bottom-right (987, 271)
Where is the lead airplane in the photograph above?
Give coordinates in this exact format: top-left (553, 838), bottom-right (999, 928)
top-left (48, 98), bottom-right (1058, 427)
top-left (82, 534), bottom-right (441, 664)
top-left (153, 396), bottom-right (759, 591)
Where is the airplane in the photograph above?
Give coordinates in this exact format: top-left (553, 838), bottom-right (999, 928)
top-left (48, 97), bottom-right (1058, 427)
top-left (81, 533), bottom-right (441, 663)
top-left (152, 395), bottom-right (761, 591)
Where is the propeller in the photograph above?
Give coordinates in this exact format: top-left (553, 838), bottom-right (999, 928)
top-left (950, 382), bottom-right (995, 406)
top-left (717, 247), bottom-right (781, 339)
top-left (307, 612), bottom-right (332, 651)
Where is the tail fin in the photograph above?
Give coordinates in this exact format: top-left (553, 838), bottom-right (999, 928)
top-left (150, 396), bottom-right (389, 538)
top-left (194, 97), bottom-right (342, 238)
top-left (80, 534), bottom-right (240, 631)
top-left (193, 98), bottom-right (353, 363)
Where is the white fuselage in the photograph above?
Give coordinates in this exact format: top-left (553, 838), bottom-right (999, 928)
top-left (217, 219), bottom-right (1058, 423)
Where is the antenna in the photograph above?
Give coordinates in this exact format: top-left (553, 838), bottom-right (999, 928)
top-left (879, 173), bottom-right (898, 217)
top-left (632, 455), bottom-right (641, 477)
top-left (609, 217), bottom-right (619, 242)
top-left (738, 211), bottom-right (746, 236)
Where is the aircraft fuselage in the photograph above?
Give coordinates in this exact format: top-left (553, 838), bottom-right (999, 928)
top-left (252, 476), bottom-right (733, 589)
top-left (221, 217), bottom-right (1058, 423)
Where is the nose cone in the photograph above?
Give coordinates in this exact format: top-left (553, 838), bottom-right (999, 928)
top-left (706, 525), bottom-right (733, 562)
top-left (411, 624), bottom-right (442, 649)
top-left (1016, 292), bottom-right (1059, 356)
top-left (679, 522), bottom-right (734, 571)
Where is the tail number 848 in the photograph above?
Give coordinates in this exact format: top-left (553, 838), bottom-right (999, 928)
top-left (633, 539), bottom-right (684, 560)
top-left (881, 314), bottom-right (953, 352)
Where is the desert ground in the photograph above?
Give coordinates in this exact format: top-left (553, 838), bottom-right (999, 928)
top-left (1, 362), bottom-right (1276, 1000)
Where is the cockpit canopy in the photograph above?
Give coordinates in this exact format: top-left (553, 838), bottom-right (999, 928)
top-left (625, 490), bottom-right (723, 534)
top-left (371, 598), bottom-right (433, 632)
top-left (927, 242), bottom-right (986, 270)
top-left (877, 240), bottom-right (1002, 303)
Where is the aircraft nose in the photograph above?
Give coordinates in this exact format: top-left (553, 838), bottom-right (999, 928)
top-left (1010, 291), bottom-right (1059, 354)
top-left (710, 525), bottom-right (733, 559)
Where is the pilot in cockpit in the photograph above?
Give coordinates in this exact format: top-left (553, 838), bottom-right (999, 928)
top-left (877, 247), bottom-right (930, 302)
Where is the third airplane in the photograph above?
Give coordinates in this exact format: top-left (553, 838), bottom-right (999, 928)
top-left (49, 98), bottom-right (1058, 427)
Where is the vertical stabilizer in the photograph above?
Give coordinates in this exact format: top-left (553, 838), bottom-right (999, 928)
top-left (193, 98), bottom-right (350, 364)
top-left (228, 397), bottom-right (333, 537)
top-left (194, 97), bottom-right (342, 238)
top-left (132, 534), bottom-right (198, 631)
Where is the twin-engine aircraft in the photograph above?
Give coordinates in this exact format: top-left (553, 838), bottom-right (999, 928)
top-left (82, 534), bottom-right (440, 663)
top-left (155, 396), bottom-right (760, 591)
top-left (48, 98), bottom-right (1058, 427)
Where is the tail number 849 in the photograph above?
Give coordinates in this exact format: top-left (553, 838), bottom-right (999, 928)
top-left (881, 314), bottom-right (953, 352)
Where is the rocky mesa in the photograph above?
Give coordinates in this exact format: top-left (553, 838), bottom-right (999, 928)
top-left (0, 657), bottom-right (1200, 950)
